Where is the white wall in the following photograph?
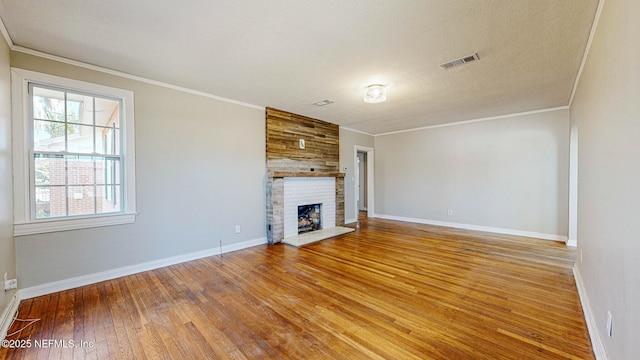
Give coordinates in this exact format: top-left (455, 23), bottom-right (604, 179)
top-left (339, 128), bottom-right (374, 224)
top-left (11, 52), bottom-right (266, 290)
top-left (0, 29), bottom-right (17, 327)
top-left (571, 0), bottom-right (640, 358)
top-left (374, 109), bottom-right (570, 239)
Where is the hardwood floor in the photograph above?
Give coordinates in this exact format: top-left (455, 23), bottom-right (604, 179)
top-left (1, 216), bottom-right (593, 359)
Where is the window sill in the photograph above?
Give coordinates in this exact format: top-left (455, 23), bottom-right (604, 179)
top-left (14, 213), bottom-right (137, 236)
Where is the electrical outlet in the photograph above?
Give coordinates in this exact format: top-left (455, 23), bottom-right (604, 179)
top-left (606, 311), bottom-right (613, 337)
top-left (4, 273), bottom-right (17, 291)
top-left (5, 279), bottom-right (17, 290)
top-left (447, 210), bottom-right (453, 216)
top-left (235, 225), bottom-right (241, 234)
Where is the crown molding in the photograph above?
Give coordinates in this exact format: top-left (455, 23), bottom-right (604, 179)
top-left (12, 45), bottom-right (265, 111)
top-left (2, 16), bottom-right (264, 112)
top-left (568, 0), bottom-right (606, 108)
top-left (375, 106), bottom-right (569, 137)
top-left (0, 15), bottom-right (14, 48)
top-left (339, 126), bottom-right (374, 136)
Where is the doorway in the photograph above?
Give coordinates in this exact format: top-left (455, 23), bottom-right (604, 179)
top-left (356, 152), bottom-right (367, 212)
top-left (354, 145), bottom-right (374, 220)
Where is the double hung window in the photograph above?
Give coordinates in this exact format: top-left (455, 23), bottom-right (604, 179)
top-left (12, 69), bottom-right (136, 235)
top-left (31, 84), bottom-right (122, 218)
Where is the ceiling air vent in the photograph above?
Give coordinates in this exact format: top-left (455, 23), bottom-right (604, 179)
top-left (439, 53), bottom-right (479, 69)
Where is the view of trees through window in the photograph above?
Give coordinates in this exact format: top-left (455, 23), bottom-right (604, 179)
top-left (31, 84), bottom-right (122, 218)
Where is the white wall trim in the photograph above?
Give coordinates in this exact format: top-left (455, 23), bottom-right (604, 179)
top-left (573, 265), bottom-right (609, 360)
top-left (0, 14), bottom-right (13, 48)
top-left (568, 0), bottom-right (606, 107)
top-left (11, 46), bottom-right (265, 111)
top-left (566, 239), bottom-right (578, 247)
top-left (374, 214), bottom-right (568, 242)
top-left (375, 106), bottom-right (569, 137)
top-left (340, 126), bottom-right (374, 136)
top-left (0, 293), bottom-right (20, 341)
top-left (18, 237), bottom-right (267, 299)
top-left (344, 218), bottom-right (357, 224)
top-left (14, 213), bottom-right (137, 236)
top-left (354, 145), bottom-right (375, 219)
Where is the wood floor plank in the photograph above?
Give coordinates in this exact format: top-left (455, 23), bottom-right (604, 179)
top-left (1, 215), bottom-right (594, 359)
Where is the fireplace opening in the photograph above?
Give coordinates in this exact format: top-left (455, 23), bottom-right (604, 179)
top-left (298, 203), bottom-right (322, 234)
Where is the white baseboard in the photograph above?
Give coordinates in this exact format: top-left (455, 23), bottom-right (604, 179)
top-left (373, 214), bottom-right (568, 242)
top-left (1, 293), bottom-right (20, 341)
top-left (567, 238), bottom-right (578, 247)
top-left (344, 218), bottom-right (357, 224)
top-left (19, 237), bottom-right (267, 300)
top-left (573, 265), bottom-right (609, 359)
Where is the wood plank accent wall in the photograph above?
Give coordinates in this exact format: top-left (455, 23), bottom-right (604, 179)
top-left (265, 108), bottom-right (344, 244)
top-left (266, 107), bottom-right (340, 173)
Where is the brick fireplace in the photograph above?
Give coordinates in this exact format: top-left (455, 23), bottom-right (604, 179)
top-left (266, 172), bottom-right (344, 244)
top-left (265, 108), bottom-right (345, 244)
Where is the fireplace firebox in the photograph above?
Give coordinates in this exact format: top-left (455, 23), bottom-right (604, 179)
top-left (298, 203), bottom-right (321, 234)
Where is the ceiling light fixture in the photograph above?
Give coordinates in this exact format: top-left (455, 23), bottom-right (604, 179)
top-left (313, 99), bottom-right (334, 106)
top-left (364, 84), bottom-right (387, 104)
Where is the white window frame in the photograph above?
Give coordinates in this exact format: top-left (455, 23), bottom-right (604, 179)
top-left (12, 68), bottom-right (137, 236)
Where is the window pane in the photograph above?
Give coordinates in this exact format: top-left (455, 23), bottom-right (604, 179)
top-left (95, 158), bottom-right (105, 185)
top-left (67, 93), bottom-right (82, 125)
top-left (67, 156), bottom-right (95, 185)
top-left (110, 158), bottom-right (121, 185)
top-left (95, 98), bottom-right (120, 127)
top-left (68, 186), bottom-right (96, 216)
top-left (32, 87), bottom-right (65, 121)
top-left (67, 124), bottom-right (94, 153)
top-left (34, 155), bottom-right (65, 186)
top-left (34, 120), bottom-right (66, 151)
top-left (34, 187), bottom-right (50, 218)
top-left (96, 185), bottom-right (120, 214)
top-left (95, 158), bottom-right (120, 185)
top-left (95, 127), bottom-right (120, 155)
top-left (37, 185), bottom-right (67, 218)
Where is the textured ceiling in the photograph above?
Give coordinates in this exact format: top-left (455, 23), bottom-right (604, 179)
top-left (0, 0), bottom-right (599, 134)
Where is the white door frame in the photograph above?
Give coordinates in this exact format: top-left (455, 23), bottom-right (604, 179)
top-left (354, 145), bottom-right (374, 219)
top-left (356, 155), bottom-right (361, 210)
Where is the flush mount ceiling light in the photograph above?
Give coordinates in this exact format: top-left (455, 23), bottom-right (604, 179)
top-left (313, 99), bottom-right (334, 106)
top-left (364, 84), bottom-right (387, 104)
